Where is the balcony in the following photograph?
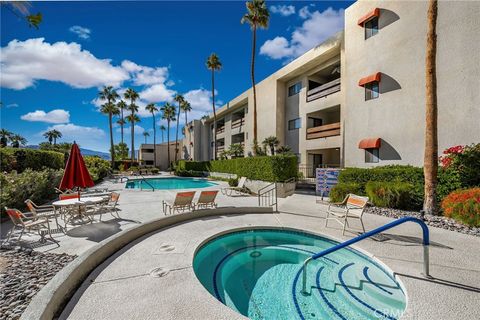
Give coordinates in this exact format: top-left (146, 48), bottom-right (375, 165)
top-left (307, 78), bottom-right (341, 102)
top-left (231, 118), bottom-right (245, 129)
top-left (306, 122), bottom-right (341, 140)
top-left (216, 126), bottom-right (225, 134)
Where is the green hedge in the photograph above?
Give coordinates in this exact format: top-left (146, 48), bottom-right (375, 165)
top-left (177, 155), bottom-right (298, 182)
top-left (365, 181), bottom-right (416, 210)
top-left (0, 148), bottom-right (65, 173)
top-left (84, 156), bottom-right (111, 182)
top-left (0, 168), bottom-right (64, 217)
top-left (330, 165), bottom-right (463, 209)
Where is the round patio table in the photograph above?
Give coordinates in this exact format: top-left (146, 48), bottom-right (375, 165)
top-left (53, 196), bottom-right (107, 231)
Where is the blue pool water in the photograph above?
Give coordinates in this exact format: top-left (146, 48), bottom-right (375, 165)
top-left (125, 177), bottom-right (217, 190)
top-left (193, 229), bottom-right (406, 320)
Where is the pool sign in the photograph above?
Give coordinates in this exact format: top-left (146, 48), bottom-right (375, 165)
top-left (316, 168), bottom-right (340, 198)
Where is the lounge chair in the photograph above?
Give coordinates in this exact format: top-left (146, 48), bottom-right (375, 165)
top-left (220, 177), bottom-right (248, 196)
top-left (4, 207), bottom-right (54, 243)
top-left (325, 194), bottom-right (369, 235)
top-left (162, 191), bottom-right (196, 215)
top-left (195, 190), bottom-right (218, 209)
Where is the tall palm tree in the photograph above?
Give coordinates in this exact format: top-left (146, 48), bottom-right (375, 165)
top-left (206, 53), bottom-right (222, 160)
top-left (181, 100), bottom-right (192, 136)
top-left (0, 129), bottom-right (12, 147)
top-left (125, 114), bottom-right (140, 161)
top-left (241, 0), bottom-right (269, 152)
top-left (146, 103), bottom-right (159, 167)
top-left (10, 134), bottom-right (27, 148)
top-left (43, 129), bottom-right (62, 145)
top-left (117, 100), bottom-right (127, 144)
top-left (124, 88), bottom-right (140, 162)
top-left (100, 102), bottom-right (120, 167)
top-left (143, 131), bottom-right (150, 144)
top-left (424, 0), bottom-right (439, 215)
top-left (173, 94), bottom-right (185, 162)
top-left (160, 125), bottom-right (166, 143)
top-left (161, 103), bottom-right (176, 168)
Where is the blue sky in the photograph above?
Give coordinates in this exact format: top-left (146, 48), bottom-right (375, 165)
top-left (1, 1), bottom-right (353, 152)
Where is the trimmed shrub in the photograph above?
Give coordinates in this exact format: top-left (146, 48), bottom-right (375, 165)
top-left (177, 155), bottom-right (297, 182)
top-left (0, 148), bottom-right (64, 173)
top-left (329, 182), bottom-right (363, 203)
top-left (0, 168), bottom-right (64, 217)
top-left (441, 188), bottom-right (480, 227)
top-left (228, 178), bottom-right (238, 187)
top-left (365, 181), bottom-right (416, 210)
top-left (84, 156), bottom-right (111, 182)
top-left (175, 169), bottom-right (204, 177)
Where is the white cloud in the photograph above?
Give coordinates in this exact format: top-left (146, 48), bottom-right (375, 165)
top-left (270, 5), bottom-right (295, 16)
top-left (0, 38), bottom-right (129, 90)
top-left (21, 109), bottom-right (70, 124)
top-left (6, 103), bottom-right (19, 108)
top-left (121, 60), bottom-right (169, 86)
top-left (139, 83), bottom-right (176, 104)
top-left (69, 25), bottom-right (91, 39)
top-left (260, 7), bottom-right (344, 60)
top-left (183, 88), bottom-right (221, 121)
top-left (298, 6), bottom-right (312, 19)
top-left (117, 125), bottom-right (145, 135)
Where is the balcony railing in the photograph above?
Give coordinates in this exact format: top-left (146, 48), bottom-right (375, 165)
top-left (306, 78), bottom-right (341, 102)
top-left (231, 118), bottom-right (245, 129)
top-left (217, 145), bottom-right (225, 152)
top-left (306, 122), bottom-right (341, 140)
top-left (216, 126), bottom-right (225, 134)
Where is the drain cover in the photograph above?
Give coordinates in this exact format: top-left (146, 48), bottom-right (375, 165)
top-left (158, 244), bottom-right (175, 252)
top-left (150, 267), bottom-right (170, 278)
top-left (250, 251), bottom-right (262, 258)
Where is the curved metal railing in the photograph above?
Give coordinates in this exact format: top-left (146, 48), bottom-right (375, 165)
top-left (301, 216), bottom-right (430, 295)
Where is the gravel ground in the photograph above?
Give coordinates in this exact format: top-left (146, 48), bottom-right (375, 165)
top-left (0, 247), bottom-right (76, 320)
top-left (366, 206), bottom-right (480, 237)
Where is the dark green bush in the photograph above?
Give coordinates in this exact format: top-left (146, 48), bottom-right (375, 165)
top-left (1, 168), bottom-right (64, 217)
top-left (84, 156), bottom-right (111, 182)
top-left (177, 155), bottom-right (297, 182)
top-left (0, 148), bottom-right (64, 173)
top-left (329, 182), bottom-right (363, 203)
top-left (365, 181), bottom-right (416, 210)
top-left (175, 169), bottom-right (204, 177)
top-left (228, 178), bottom-right (238, 187)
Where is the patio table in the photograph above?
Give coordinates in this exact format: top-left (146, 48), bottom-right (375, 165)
top-left (53, 196), bottom-right (106, 231)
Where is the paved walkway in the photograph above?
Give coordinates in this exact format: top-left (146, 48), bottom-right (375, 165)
top-left (3, 176), bottom-right (480, 319)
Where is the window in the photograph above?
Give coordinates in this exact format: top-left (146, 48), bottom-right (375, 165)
top-left (364, 17), bottom-right (378, 39)
top-left (288, 82), bottom-right (302, 96)
top-left (288, 118), bottom-right (301, 130)
top-left (365, 148), bottom-right (379, 163)
top-left (143, 148), bottom-right (154, 153)
top-left (365, 82), bottom-right (379, 100)
top-left (309, 117), bottom-right (323, 127)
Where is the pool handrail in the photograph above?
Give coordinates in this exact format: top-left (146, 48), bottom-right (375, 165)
top-left (139, 175), bottom-right (155, 191)
top-left (301, 216), bottom-right (430, 295)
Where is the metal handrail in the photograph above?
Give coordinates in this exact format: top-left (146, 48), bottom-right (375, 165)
top-left (138, 175), bottom-right (155, 191)
top-left (301, 216), bottom-right (430, 295)
top-left (258, 182), bottom-right (278, 212)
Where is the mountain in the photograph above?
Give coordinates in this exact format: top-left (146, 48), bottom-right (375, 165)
top-left (25, 145), bottom-right (110, 160)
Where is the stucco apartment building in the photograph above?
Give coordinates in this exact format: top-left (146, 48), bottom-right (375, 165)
top-left (141, 0), bottom-right (480, 173)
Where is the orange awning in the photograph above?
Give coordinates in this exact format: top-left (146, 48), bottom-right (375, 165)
top-left (358, 72), bottom-right (381, 87)
top-left (358, 138), bottom-right (381, 149)
top-left (357, 8), bottom-right (380, 26)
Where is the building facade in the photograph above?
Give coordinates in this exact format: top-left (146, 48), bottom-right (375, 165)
top-left (142, 0), bottom-right (480, 173)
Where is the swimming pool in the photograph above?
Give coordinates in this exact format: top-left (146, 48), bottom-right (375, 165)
top-left (193, 229), bottom-right (406, 320)
top-left (125, 177), bottom-right (217, 190)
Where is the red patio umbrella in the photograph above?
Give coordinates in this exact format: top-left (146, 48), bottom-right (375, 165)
top-left (59, 142), bottom-right (94, 198)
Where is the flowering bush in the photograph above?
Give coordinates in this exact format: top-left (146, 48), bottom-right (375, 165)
top-left (439, 145), bottom-right (464, 168)
top-left (441, 188), bottom-right (480, 227)
top-left (439, 143), bottom-right (480, 187)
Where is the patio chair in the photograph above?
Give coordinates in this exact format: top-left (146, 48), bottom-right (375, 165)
top-left (195, 190), bottom-right (219, 209)
top-left (162, 191), bottom-right (196, 215)
top-left (24, 199), bottom-right (60, 229)
top-left (220, 177), bottom-right (248, 196)
top-left (325, 194), bottom-right (369, 235)
top-left (55, 187), bottom-right (74, 194)
top-left (95, 192), bottom-right (120, 220)
top-left (4, 208), bottom-right (54, 243)
top-left (59, 193), bottom-right (80, 200)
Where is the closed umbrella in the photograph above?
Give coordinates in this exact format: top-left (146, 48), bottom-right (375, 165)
top-left (59, 142), bottom-right (94, 199)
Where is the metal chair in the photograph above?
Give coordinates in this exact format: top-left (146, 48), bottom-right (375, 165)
top-left (325, 194), bottom-right (369, 235)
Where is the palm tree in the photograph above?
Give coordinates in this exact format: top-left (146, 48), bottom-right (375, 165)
top-left (181, 100), bottom-right (192, 136)
top-left (161, 103), bottom-right (176, 168)
top-left (100, 102), bottom-right (120, 167)
top-left (117, 100), bottom-right (127, 144)
top-left (0, 129), bottom-right (12, 147)
top-left (43, 129), bottom-right (62, 145)
top-left (262, 136), bottom-right (279, 155)
top-left (173, 94), bottom-right (185, 162)
top-left (206, 53), bottom-right (222, 160)
top-left (124, 88), bottom-right (140, 162)
top-left (160, 125), bottom-right (166, 143)
top-left (146, 103), bottom-right (159, 166)
top-left (10, 134), bottom-right (27, 148)
top-left (424, 0), bottom-right (439, 215)
top-left (2, 1), bottom-right (42, 29)
top-left (125, 114), bottom-right (140, 161)
top-left (241, 0), bottom-right (269, 152)
top-left (143, 131), bottom-right (150, 144)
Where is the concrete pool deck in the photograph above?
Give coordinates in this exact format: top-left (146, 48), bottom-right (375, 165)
top-left (5, 176), bottom-right (480, 319)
